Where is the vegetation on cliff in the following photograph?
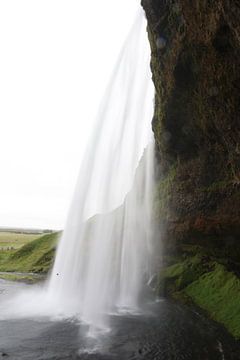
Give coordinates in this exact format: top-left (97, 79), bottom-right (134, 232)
top-left (142, 0), bottom-right (240, 243)
top-left (142, 0), bottom-right (240, 339)
top-left (0, 232), bottom-right (59, 275)
top-left (157, 244), bottom-right (240, 339)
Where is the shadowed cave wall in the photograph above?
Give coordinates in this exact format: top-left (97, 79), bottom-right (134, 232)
top-left (141, 0), bottom-right (240, 255)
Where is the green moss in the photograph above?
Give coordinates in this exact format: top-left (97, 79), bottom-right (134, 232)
top-left (200, 179), bottom-right (230, 193)
top-left (157, 252), bottom-right (209, 296)
top-left (0, 232), bottom-right (59, 274)
top-left (154, 164), bottom-right (177, 218)
top-left (157, 245), bottom-right (240, 339)
top-left (185, 264), bottom-right (240, 338)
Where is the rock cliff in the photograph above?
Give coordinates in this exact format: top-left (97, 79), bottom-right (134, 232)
top-left (142, 0), bottom-right (240, 252)
top-left (142, 0), bottom-right (240, 339)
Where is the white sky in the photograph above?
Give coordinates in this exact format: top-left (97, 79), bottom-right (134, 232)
top-left (0, 0), bottom-right (140, 230)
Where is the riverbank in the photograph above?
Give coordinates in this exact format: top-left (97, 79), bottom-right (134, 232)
top-left (1, 279), bottom-right (240, 359)
top-left (0, 272), bottom-right (45, 284)
top-left (2, 229), bottom-right (240, 341)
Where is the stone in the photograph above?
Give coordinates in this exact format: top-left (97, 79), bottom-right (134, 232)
top-left (156, 36), bottom-right (167, 50)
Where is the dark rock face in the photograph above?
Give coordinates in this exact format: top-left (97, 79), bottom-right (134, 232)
top-left (142, 0), bottom-right (240, 249)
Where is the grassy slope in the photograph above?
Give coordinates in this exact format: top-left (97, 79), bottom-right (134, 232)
top-left (0, 232), bottom-right (43, 250)
top-left (185, 264), bottom-right (240, 338)
top-left (157, 246), bottom-right (240, 339)
top-left (0, 232), bottom-right (59, 274)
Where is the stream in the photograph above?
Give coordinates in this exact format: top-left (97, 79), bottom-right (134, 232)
top-left (1, 280), bottom-right (240, 360)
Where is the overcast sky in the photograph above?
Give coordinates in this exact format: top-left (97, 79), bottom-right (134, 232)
top-left (0, 0), bottom-right (141, 230)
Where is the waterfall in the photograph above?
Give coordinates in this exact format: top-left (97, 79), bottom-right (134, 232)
top-left (47, 9), bottom-right (155, 332)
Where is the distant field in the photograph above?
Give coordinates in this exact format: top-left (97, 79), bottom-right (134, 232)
top-left (0, 232), bottom-right (43, 250)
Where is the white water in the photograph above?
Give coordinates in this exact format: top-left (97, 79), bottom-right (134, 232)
top-left (0, 9), bottom-right (155, 332)
top-left (47, 9), bottom-right (155, 330)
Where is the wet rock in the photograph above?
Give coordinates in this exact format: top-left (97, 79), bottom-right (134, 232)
top-left (141, 0), bottom-right (240, 248)
top-left (208, 86), bottom-right (219, 97)
top-left (156, 36), bottom-right (167, 50)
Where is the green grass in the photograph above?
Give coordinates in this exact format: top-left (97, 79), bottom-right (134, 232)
top-left (157, 247), bottom-right (240, 339)
top-left (0, 232), bottom-right (59, 274)
top-left (0, 232), bottom-right (43, 250)
top-left (157, 253), bottom-right (208, 296)
top-left (185, 264), bottom-right (240, 338)
top-left (0, 273), bottom-right (44, 283)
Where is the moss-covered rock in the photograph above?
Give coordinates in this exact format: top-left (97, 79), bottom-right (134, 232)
top-left (185, 264), bottom-right (240, 338)
top-left (157, 244), bottom-right (240, 339)
top-left (142, 0), bottom-right (240, 247)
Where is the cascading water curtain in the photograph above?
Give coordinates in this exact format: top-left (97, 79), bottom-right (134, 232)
top-left (0, 8), bottom-right (154, 331)
top-left (47, 8), bottom-right (155, 332)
